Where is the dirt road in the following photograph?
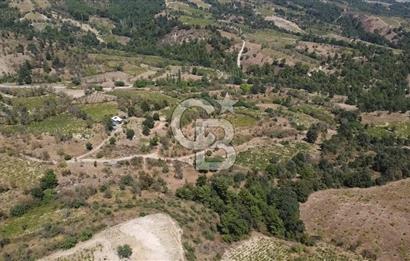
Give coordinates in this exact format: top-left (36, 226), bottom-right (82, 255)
top-left (237, 40), bottom-right (246, 68)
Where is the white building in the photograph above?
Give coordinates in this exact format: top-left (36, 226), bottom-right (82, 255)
top-left (111, 116), bottom-right (123, 126)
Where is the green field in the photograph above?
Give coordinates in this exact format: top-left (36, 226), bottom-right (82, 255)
top-left (180, 15), bottom-right (215, 26)
top-left (0, 114), bottom-right (88, 136)
top-left (291, 105), bottom-right (335, 125)
top-left (81, 102), bottom-right (118, 122)
top-left (367, 122), bottom-right (410, 139)
top-left (0, 202), bottom-right (59, 238)
top-left (11, 95), bottom-right (56, 110)
top-left (226, 113), bottom-right (259, 128)
top-left (236, 142), bottom-right (312, 171)
top-left (246, 29), bottom-right (298, 48)
top-left (26, 114), bottom-right (88, 135)
top-left (109, 89), bottom-right (178, 106)
top-left (0, 155), bottom-right (45, 190)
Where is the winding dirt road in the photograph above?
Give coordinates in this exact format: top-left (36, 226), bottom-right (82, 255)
top-left (237, 40), bottom-right (246, 68)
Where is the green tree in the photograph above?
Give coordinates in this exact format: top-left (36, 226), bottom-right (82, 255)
top-left (306, 124), bottom-right (320, 144)
top-left (17, 61), bottom-right (32, 85)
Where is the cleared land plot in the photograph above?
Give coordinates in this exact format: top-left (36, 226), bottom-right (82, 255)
top-left (264, 16), bottom-right (304, 33)
top-left (301, 179), bottom-right (410, 261)
top-left (246, 29), bottom-right (298, 49)
top-left (222, 234), bottom-right (363, 261)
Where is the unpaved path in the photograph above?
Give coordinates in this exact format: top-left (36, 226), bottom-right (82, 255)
top-left (76, 127), bottom-right (123, 160)
top-left (237, 40), bottom-right (246, 68)
top-left (21, 133), bottom-right (302, 166)
top-left (51, 12), bottom-right (105, 43)
top-left (40, 213), bottom-right (185, 261)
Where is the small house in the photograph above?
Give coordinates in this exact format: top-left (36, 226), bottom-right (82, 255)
top-left (111, 116), bottom-right (123, 126)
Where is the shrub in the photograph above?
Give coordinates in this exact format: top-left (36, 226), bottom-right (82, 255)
top-left (133, 79), bottom-right (152, 88)
top-left (72, 77), bottom-right (81, 86)
top-left (40, 170), bottom-right (58, 190)
top-left (10, 203), bottom-right (32, 217)
top-left (126, 129), bottom-right (135, 140)
top-left (117, 244), bottom-right (133, 259)
top-left (30, 187), bottom-right (44, 200)
top-left (60, 236), bottom-right (78, 249)
top-left (79, 229), bottom-right (93, 241)
top-left (142, 126), bottom-right (150, 136)
top-left (114, 81), bottom-right (125, 87)
top-left (86, 142), bottom-right (93, 151)
top-left (120, 175), bottom-right (134, 187)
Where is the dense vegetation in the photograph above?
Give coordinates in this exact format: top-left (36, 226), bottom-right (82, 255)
top-left (247, 43), bottom-right (410, 112)
top-left (177, 110), bottom-right (410, 242)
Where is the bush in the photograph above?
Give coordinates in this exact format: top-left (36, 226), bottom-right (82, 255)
top-left (30, 187), bottom-right (45, 200)
top-left (10, 203), bottom-right (32, 217)
top-left (134, 79), bottom-right (152, 88)
top-left (120, 175), bottom-right (134, 187)
top-left (114, 81), bottom-right (125, 87)
top-left (72, 77), bottom-right (81, 86)
top-left (60, 236), bottom-right (78, 249)
top-left (142, 126), bottom-right (150, 136)
top-left (126, 129), bottom-right (135, 140)
top-left (94, 85), bottom-right (103, 91)
top-left (79, 229), bottom-right (93, 241)
top-left (40, 170), bottom-right (58, 190)
top-left (86, 142), bottom-right (93, 151)
top-left (117, 244), bottom-right (133, 258)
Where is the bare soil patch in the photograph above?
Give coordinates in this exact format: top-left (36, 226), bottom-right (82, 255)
top-left (296, 41), bottom-right (347, 58)
top-left (161, 28), bottom-right (209, 44)
top-left (40, 213), bottom-right (184, 261)
top-left (237, 42), bottom-right (273, 69)
top-left (264, 15), bottom-right (303, 33)
top-left (356, 14), bottom-right (398, 42)
top-left (361, 111), bottom-right (410, 125)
